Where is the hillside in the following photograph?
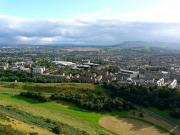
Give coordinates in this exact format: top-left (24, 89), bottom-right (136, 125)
top-left (0, 82), bottom-right (179, 135)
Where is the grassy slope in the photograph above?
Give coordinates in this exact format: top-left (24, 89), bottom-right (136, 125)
top-left (0, 93), bottom-right (113, 135)
top-left (0, 118), bottom-right (53, 135)
top-left (0, 82), bottom-right (179, 135)
top-left (0, 93), bottom-right (176, 135)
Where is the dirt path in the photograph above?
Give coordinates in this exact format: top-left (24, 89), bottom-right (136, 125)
top-left (99, 116), bottom-right (169, 135)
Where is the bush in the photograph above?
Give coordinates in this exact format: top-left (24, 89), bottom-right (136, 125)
top-left (50, 92), bottom-right (131, 112)
top-left (139, 112), bottom-right (144, 118)
top-left (52, 126), bottom-right (61, 134)
top-left (19, 92), bottom-right (48, 102)
top-left (104, 82), bottom-right (180, 116)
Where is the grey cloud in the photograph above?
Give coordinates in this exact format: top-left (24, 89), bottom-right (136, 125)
top-left (0, 15), bottom-right (180, 45)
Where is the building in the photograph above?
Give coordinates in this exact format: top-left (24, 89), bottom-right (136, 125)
top-left (33, 67), bottom-right (45, 74)
top-left (15, 62), bottom-right (25, 67)
top-left (76, 64), bottom-right (91, 69)
top-left (10, 66), bottom-right (19, 71)
top-left (157, 78), bottom-right (164, 86)
top-left (118, 69), bottom-right (139, 78)
top-left (95, 75), bottom-right (103, 82)
top-left (0, 63), bottom-right (9, 70)
top-left (83, 61), bottom-right (99, 67)
top-left (53, 61), bottom-right (75, 66)
top-left (169, 79), bottom-right (177, 89)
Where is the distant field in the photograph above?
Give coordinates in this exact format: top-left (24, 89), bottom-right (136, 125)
top-left (0, 82), bottom-right (179, 135)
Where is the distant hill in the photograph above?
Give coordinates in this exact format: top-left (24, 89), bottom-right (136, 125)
top-left (1, 41), bottom-right (180, 50)
top-left (113, 41), bottom-right (180, 50)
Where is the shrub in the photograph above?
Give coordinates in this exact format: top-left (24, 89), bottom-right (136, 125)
top-left (52, 126), bottom-right (61, 134)
top-left (19, 92), bottom-right (48, 102)
top-left (139, 112), bottom-right (144, 118)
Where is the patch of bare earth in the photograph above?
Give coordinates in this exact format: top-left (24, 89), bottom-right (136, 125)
top-left (99, 116), bottom-right (169, 135)
top-left (128, 111), bottom-right (180, 135)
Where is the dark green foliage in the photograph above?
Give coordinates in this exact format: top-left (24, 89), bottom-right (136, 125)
top-left (139, 112), bottom-right (144, 118)
top-left (104, 82), bottom-right (180, 118)
top-left (19, 92), bottom-right (48, 102)
top-left (0, 69), bottom-right (66, 83)
top-left (170, 108), bottom-right (180, 118)
top-left (52, 126), bottom-right (61, 134)
top-left (50, 89), bottom-right (132, 111)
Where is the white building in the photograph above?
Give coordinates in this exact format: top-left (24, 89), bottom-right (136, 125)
top-left (76, 64), bottom-right (91, 69)
top-left (119, 69), bottom-right (139, 78)
top-left (95, 75), bottom-right (103, 82)
top-left (83, 61), bottom-right (99, 67)
top-left (33, 67), bottom-right (45, 74)
top-left (169, 79), bottom-right (177, 89)
top-left (0, 65), bottom-right (8, 70)
top-left (157, 78), bottom-right (164, 86)
top-left (11, 66), bottom-right (19, 71)
top-left (53, 61), bottom-right (75, 66)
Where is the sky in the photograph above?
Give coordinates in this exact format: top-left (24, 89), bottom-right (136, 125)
top-left (0, 0), bottom-right (180, 45)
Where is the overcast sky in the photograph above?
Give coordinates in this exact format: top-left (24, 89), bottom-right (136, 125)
top-left (0, 0), bottom-right (180, 45)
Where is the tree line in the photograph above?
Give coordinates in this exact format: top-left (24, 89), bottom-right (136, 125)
top-left (0, 69), bottom-right (66, 83)
top-left (104, 83), bottom-right (180, 118)
top-left (18, 81), bottom-right (180, 118)
top-left (20, 90), bottom-right (132, 112)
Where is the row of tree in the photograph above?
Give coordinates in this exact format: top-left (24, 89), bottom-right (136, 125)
top-left (20, 90), bottom-right (132, 112)
top-left (17, 79), bottom-right (180, 118)
top-left (50, 92), bottom-right (132, 111)
top-left (0, 70), bottom-right (66, 83)
top-left (104, 83), bottom-right (180, 118)
top-left (20, 92), bottom-right (48, 102)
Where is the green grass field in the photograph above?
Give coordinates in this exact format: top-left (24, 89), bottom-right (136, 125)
top-left (0, 93), bottom-right (113, 135)
top-left (0, 82), bottom-right (179, 135)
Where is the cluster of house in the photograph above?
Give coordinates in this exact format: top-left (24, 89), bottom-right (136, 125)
top-left (0, 60), bottom-right (118, 83)
top-left (65, 72), bottom-right (117, 83)
top-left (52, 60), bottom-right (118, 83)
top-left (0, 62), bottom-right (46, 74)
top-left (113, 67), bottom-right (178, 88)
top-left (0, 60), bottom-right (178, 88)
